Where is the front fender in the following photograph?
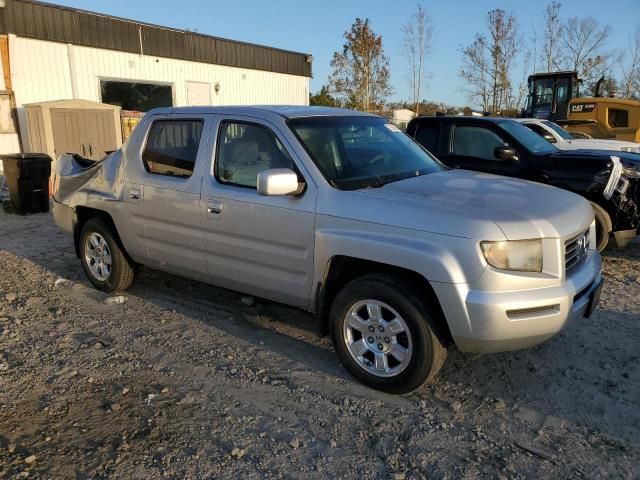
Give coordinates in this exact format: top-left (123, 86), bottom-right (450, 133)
top-left (311, 216), bottom-right (487, 307)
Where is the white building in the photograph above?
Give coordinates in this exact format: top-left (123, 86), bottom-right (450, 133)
top-left (0, 0), bottom-right (312, 159)
top-left (391, 109), bottom-right (416, 129)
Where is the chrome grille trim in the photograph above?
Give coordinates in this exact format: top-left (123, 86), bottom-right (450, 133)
top-left (565, 229), bottom-right (590, 271)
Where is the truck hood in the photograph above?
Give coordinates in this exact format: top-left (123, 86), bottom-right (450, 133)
top-left (320, 169), bottom-right (593, 241)
top-left (566, 138), bottom-right (640, 152)
top-left (549, 148), bottom-right (640, 169)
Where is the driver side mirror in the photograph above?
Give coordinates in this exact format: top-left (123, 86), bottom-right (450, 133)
top-left (494, 146), bottom-right (519, 161)
top-left (542, 132), bottom-right (557, 143)
top-left (257, 168), bottom-right (304, 196)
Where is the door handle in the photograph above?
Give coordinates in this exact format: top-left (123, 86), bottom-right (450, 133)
top-left (82, 144), bottom-right (86, 156)
top-left (129, 188), bottom-right (141, 200)
top-left (89, 144), bottom-right (93, 157)
top-left (207, 200), bottom-right (223, 215)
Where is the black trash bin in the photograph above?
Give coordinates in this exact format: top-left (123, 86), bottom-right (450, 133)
top-left (1, 153), bottom-right (53, 214)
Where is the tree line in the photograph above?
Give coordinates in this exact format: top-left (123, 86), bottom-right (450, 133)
top-left (311, 2), bottom-right (640, 114)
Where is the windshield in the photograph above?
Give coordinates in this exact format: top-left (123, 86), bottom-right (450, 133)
top-left (542, 120), bottom-right (574, 140)
top-left (527, 78), bottom-right (554, 109)
top-left (288, 116), bottom-right (444, 190)
top-left (499, 121), bottom-right (558, 154)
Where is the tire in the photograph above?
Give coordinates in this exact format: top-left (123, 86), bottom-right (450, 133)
top-left (589, 201), bottom-right (612, 252)
top-left (79, 218), bottom-right (135, 293)
top-left (330, 274), bottom-right (447, 394)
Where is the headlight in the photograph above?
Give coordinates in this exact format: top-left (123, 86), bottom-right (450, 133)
top-left (621, 146), bottom-right (640, 154)
top-left (622, 166), bottom-right (640, 179)
top-left (481, 239), bottom-right (543, 272)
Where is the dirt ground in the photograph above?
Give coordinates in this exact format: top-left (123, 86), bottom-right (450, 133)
top-left (0, 211), bottom-right (638, 479)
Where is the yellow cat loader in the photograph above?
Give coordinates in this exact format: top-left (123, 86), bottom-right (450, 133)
top-left (523, 71), bottom-right (640, 141)
top-left (563, 97), bottom-right (640, 141)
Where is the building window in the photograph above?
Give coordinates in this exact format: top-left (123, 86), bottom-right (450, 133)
top-left (608, 109), bottom-right (629, 128)
top-left (101, 80), bottom-right (173, 111)
top-left (142, 120), bottom-right (203, 178)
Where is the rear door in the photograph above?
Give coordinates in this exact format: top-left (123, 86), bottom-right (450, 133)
top-left (135, 114), bottom-right (212, 282)
top-left (409, 120), bottom-right (456, 166)
top-left (449, 123), bottom-right (522, 177)
top-left (200, 116), bottom-right (317, 308)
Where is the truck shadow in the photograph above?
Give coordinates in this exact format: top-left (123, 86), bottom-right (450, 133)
top-left (1, 212), bottom-right (639, 440)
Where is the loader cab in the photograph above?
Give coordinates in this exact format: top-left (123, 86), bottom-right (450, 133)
top-left (524, 71), bottom-right (580, 122)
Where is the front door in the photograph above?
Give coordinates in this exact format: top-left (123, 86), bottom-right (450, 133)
top-left (136, 115), bottom-right (211, 282)
top-left (449, 124), bottom-right (522, 177)
top-left (200, 117), bottom-right (316, 308)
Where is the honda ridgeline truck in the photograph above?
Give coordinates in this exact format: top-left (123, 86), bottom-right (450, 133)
top-left (52, 106), bottom-right (603, 393)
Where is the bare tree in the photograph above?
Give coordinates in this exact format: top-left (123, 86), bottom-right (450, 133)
top-left (529, 24), bottom-right (539, 74)
top-left (460, 9), bottom-right (519, 113)
top-left (489, 10), bottom-right (519, 111)
top-left (619, 27), bottom-right (640, 99)
top-left (560, 17), bottom-right (613, 87)
top-left (401, 4), bottom-right (433, 115)
top-left (329, 18), bottom-right (392, 111)
top-left (542, 1), bottom-right (562, 72)
top-left (460, 34), bottom-right (491, 111)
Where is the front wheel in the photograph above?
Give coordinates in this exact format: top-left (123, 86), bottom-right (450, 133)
top-left (330, 274), bottom-right (447, 394)
top-left (79, 218), bottom-right (135, 293)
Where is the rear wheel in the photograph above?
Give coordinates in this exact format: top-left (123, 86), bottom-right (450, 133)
top-left (79, 218), bottom-right (135, 293)
top-left (330, 274), bottom-right (447, 394)
top-left (589, 201), bottom-right (612, 252)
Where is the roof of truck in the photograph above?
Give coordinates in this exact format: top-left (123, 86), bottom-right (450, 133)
top-left (412, 115), bottom-right (511, 123)
top-left (146, 105), bottom-right (376, 119)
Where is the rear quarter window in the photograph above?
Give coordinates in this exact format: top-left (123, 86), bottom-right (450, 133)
top-left (413, 124), bottom-right (440, 153)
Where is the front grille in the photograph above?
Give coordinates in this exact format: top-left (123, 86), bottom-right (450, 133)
top-left (565, 229), bottom-right (590, 271)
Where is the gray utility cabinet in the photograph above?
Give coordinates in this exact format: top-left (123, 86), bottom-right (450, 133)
top-left (23, 99), bottom-right (122, 160)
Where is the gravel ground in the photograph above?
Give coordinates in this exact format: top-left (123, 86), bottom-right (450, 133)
top-left (0, 211), bottom-right (639, 479)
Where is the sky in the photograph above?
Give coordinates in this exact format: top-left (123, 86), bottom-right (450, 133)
top-left (52, 0), bottom-right (640, 107)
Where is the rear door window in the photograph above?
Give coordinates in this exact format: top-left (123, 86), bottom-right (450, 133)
top-left (452, 126), bottom-right (507, 160)
top-left (142, 120), bottom-right (203, 178)
top-left (414, 124), bottom-right (440, 153)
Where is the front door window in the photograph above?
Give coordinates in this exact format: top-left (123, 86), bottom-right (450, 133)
top-left (452, 126), bottom-right (507, 161)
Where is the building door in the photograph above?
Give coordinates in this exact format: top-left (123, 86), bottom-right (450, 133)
top-left (186, 81), bottom-right (211, 106)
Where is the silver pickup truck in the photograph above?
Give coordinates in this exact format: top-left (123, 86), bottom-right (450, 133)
top-left (52, 106), bottom-right (603, 393)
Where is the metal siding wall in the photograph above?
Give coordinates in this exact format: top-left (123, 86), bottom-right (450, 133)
top-left (9, 35), bottom-right (73, 106)
top-left (1, 0), bottom-right (312, 77)
top-left (10, 36), bottom-right (310, 108)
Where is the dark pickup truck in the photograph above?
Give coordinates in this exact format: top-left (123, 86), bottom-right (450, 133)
top-left (407, 116), bottom-right (640, 251)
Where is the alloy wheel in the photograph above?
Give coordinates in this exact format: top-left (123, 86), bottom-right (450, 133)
top-left (342, 299), bottom-right (413, 378)
top-left (84, 232), bottom-right (112, 281)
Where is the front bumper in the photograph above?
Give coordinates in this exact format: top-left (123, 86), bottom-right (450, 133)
top-left (433, 250), bottom-right (603, 353)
